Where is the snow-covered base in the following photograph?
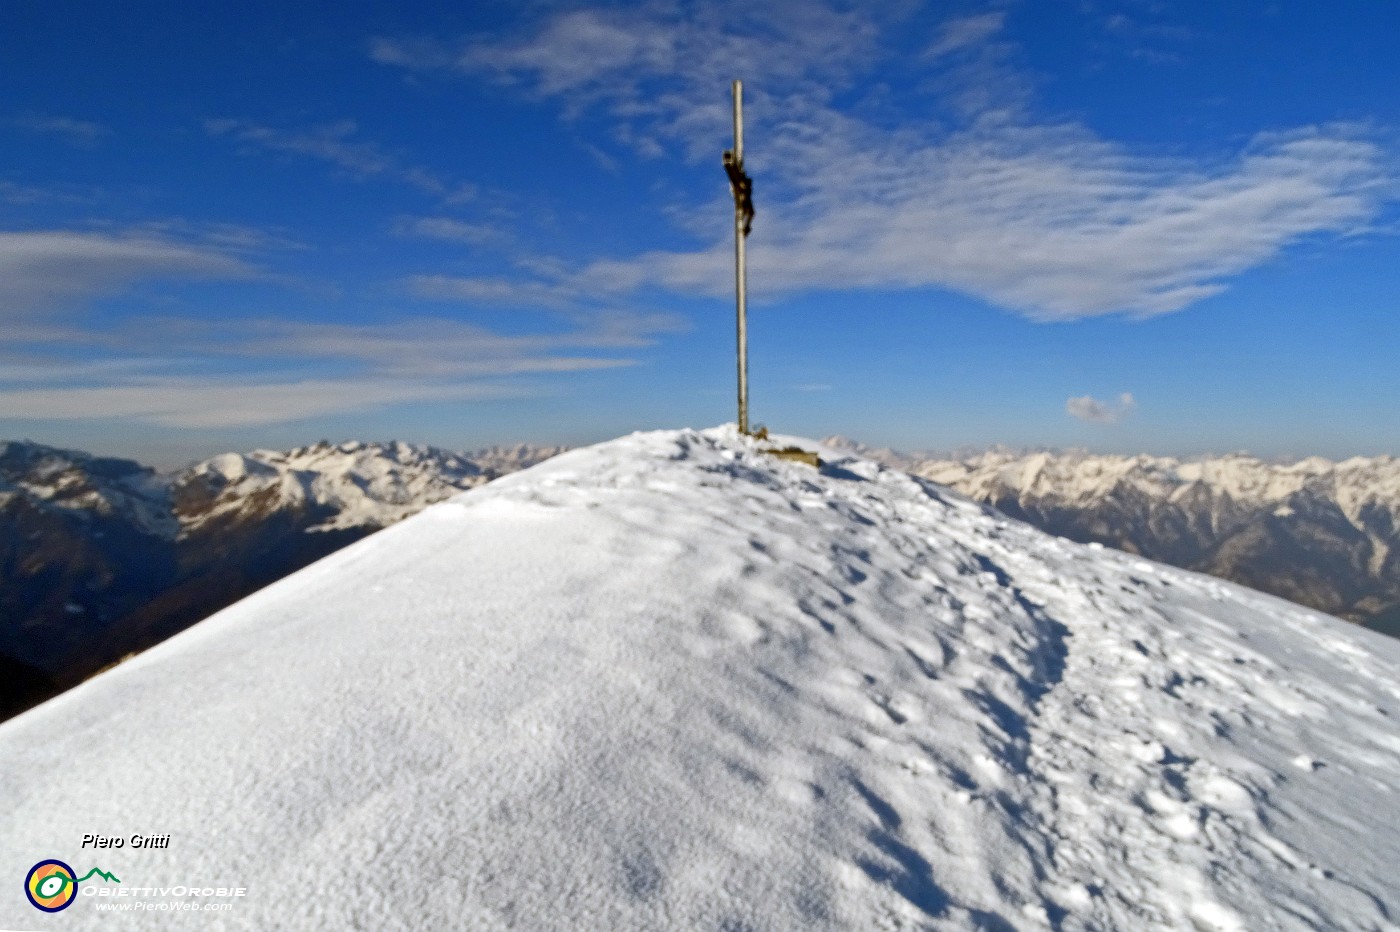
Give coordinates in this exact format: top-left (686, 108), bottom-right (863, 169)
top-left (3, 427), bottom-right (1397, 930)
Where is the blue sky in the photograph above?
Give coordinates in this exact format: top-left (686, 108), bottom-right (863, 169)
top-left (2, 1), bottom-right (1397, 465)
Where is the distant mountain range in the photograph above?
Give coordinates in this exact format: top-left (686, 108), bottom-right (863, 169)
top-left (5, 434), bottom-right (1397, 720)
top-left (0, 438), bottom-right (564, 718)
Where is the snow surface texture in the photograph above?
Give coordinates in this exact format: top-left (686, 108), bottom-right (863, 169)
top-left (3, 427), bottom-right (1398, 930)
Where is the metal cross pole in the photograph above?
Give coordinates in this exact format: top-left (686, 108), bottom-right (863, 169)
top-left (723, 79), bottom-right (754, 436)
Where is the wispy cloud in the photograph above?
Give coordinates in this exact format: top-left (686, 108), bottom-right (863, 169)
top-left (0, 230), bottom-right (254, 319)
top-left (371, 3), bottom-right (884, 151)
top-left (0, 307), bottom-right (682, 428)
top-left (237, 312), bottom-right (684, 374)
top-left (368, 36), bottom-right (455, 71)
top-left (406, 274), bottom-right (578, 309)
top-left (0, 181), bottom-right (75, 205)
top-left (924, 12), bottom-right (1007, 58)
top-left (580, 124), bottom-right (1389, 319)
top-left (372, 4), bottom-right (1396, 321)
top-left (0, 206), bottom-right (683, 427)
top-left (5, 114), bottom-right (111, 145)
top-left (1067, 392), bottom-right (1137, 424)
top-left (396, 216), bottom-right (502, 246)
top-left (115, 219), bottom-right (308, 254)
top-left (0, 378), bottom-right (525, 429)
top-left (1095, 5), bottom-right (1193, 63)
top-left (457, 12), bottom-right (678, 97)
top-left (205, 119), bottom-right (476, 201)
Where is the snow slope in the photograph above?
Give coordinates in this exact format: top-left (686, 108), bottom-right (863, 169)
top-left (3, 427), bottom-right (1398, 930)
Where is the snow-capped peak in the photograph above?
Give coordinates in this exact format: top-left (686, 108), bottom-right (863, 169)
top-left (172, 439), bottom-right (567, 533)
top-left (910, 448), bottom-right (1400, 519)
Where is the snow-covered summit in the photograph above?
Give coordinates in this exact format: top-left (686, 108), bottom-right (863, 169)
top-left (3, 427), bottom-right (1397, 930)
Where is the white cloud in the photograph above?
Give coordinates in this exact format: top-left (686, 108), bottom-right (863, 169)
top-left (368, 36), bottom-right (453, 70)
top-left (562, 119), bottom-right (1388, 319)
top-left (397, 216), bottom-right (502, 246)
top-left (405, 274), bottom-right (578, 309)
top-left (925, 12), bottom-right (1007, 58)
top-left (239, 313), bottom-right (684, 374)
top-left (0, 217), bottom-right (684, 428)
top-left (372, 3), bottom-right (884, 138)
top-left (0, 230), bottom-right (253, 318)
top-left (0, 310), bottom-right (683, 428)
top-left (127, 220), bottom-right (308, 254)
top-left (1067, 392), bottom-right (1137, 424)
top-left (463, 11), bottom-right (678, 97)
top-left (0, 378), bottom-right (525, 429)
top-left (6, 114), bottom-right (111, 144)
top-left (0, 181), bottom-right (72, 205)
top-left (206, 119), bottom-right (476, 201)
top-left (373, 5), bottom-right (1396, 321)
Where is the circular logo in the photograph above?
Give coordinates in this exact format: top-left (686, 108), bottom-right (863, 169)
top-left (25, 859), bottom-right (77, 912)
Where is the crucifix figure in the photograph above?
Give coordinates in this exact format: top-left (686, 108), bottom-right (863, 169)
top-left (724, 79), bottom-right (754, 435)
top-left (723, 149), bottom-right (754, 237)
